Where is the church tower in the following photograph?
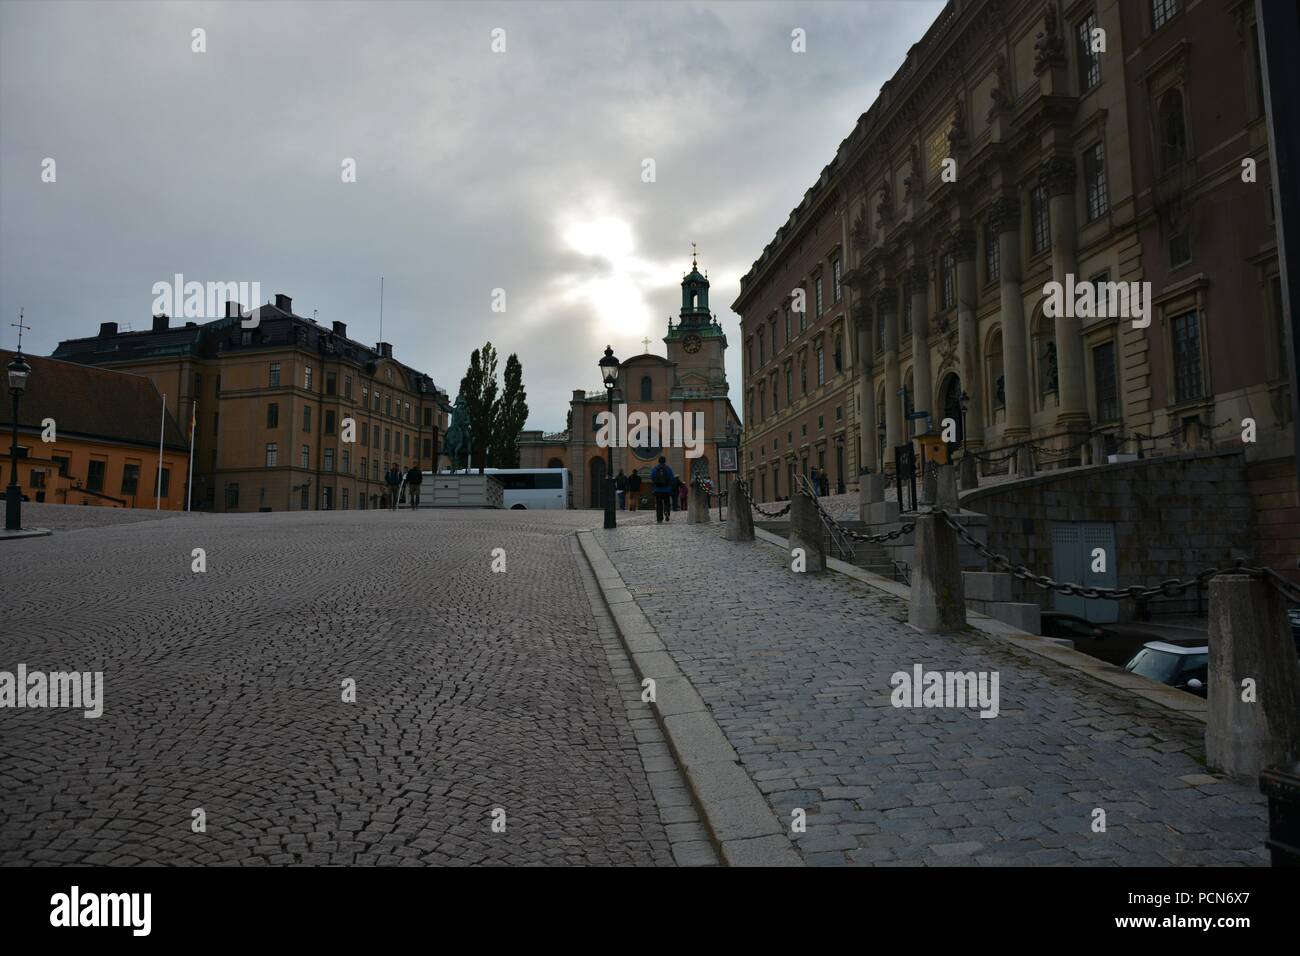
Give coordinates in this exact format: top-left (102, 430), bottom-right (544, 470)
top-left (664, 245), bottom-right (727, 388)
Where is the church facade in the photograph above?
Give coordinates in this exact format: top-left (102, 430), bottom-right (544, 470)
top-left (517, 258), bottom-right (741, 508)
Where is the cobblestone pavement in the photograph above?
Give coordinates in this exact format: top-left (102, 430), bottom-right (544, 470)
top-left (0, 507), bottom-right (692, 866)
top-left (600, 520), bottom-right (1269, 866)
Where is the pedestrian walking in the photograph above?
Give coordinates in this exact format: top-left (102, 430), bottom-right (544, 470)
top-left (678, 475), bottom-right (688, 512)
top-left (820, 471), bottom-right (830, 497)
top-left (385, 462), bottom-right (401, 511)
top-left (616, 469), bottom-right (627, 510)
top-left (671, 474), bottom-right (683, 511)
top-left (406, 462), bottom-right (423, 509)
top-left (651, 456), bottom-right (675, 523)
top-left (626, 469), bottom-right (641, 511)
top-left (810, 466), bottom-right (820, 496)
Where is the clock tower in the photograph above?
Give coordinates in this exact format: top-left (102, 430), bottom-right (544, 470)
top-left (664, 247), bottom-right (727, 386)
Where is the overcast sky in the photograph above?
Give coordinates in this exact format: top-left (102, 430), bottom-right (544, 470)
top-left (0, 0), bottom-right (944, 432)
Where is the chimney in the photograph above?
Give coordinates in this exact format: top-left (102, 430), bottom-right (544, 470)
top-left (224, 301), bottom-right (245, 319)
top-left (274, 293), bottom-right (292, 313)
top-left (152, 313), bottom-right (169, 332)
top-left (99, 322), bottom-right (118, 337)
top-left (378, 342), bottom-right (393, 358)
top-left (332, 320), bottom-right (347, 337)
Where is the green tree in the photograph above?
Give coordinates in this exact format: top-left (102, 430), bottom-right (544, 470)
top-left (458, 341), bottom-right (498, 473)
top-left (490, 353), bottom-right (529, 468)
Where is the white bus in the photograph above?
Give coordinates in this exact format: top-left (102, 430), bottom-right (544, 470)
top-left (433, 467), bottom-right (571, 509)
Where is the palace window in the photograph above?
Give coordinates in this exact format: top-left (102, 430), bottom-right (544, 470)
top-left (266, 443), bottom-right (278, 468)
top-left (832, 258), bottom-right (842, 303)
top-left (121, 463), bottom-right (140, 496)
top-left (1093, 342), bottom-right (1119, 421)
top-left (758, 329), bottom-right (765, 366)
top-left (1171, 310), bottom-right (1203, 403)
top-left (342, 450), bottom-right (350, 473)
top-left (324, 448), bottom-right (334, 472)
top-left (342, 488), bottom-right (349, 510)
top-left (267, 403), bottom-right (279, 428)
top-left (785, 367), bottom-right (793, 405)
top-left (361, 422), bottom-right (369, 445)
top-left (269, 362), bottom-right (281, 387)
top-left (784, 305), bottom-right (792, 343)
top-left (301, 444), bottom-right (310, 468)
top-left (984, 220), bottom-right (1000, 283)
top-left (303, 406), bottom-right (312, 432)
top-left (326, 372), bottom-right (336, 396)
top-left (344, 375), bottom-right (352, 398)
top-left (1084, 142), bottom-right (1108, 221)
top-left (1170, 232), bottom-right (1191, 267)
top-left (1077, 11), bottom-right (1101, 92)
top-left (325, 410), bottom-right (336, 435)
top-left (1158, 90), bottom-right (1187, 171)
top-left (155, 468), bottom-right (170, 497)
top-left (817, 348), bottom-right (825, 386)
top-left (226, 484), bottom-right (239, 510)
top-left (305, 366), bottom-right (313, 389)
top-left (815, 275), bottom-right (824, 316)
top-left (1030, 185), bottom-right (1050, 255)
top-left (941, 252), bottom-right (955, 309)
top-left (641, 376), bottom-right (652, 401)
top-left (833, 335), bottom-right (843, 373)
top-left (87, 459), bottom-right (105, 493)
top-left (1152, 0), bottom-right (1179, 32)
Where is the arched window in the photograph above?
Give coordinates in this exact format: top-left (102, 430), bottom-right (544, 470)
top-left (1158, 89), bottom-right (1187, 171)
top-left (640, 376), bottom-right (652, 401)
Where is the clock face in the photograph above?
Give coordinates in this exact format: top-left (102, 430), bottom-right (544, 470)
top-left (683, 333), bottom-right (703, 354)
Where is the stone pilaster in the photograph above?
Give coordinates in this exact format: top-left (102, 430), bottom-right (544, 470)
top-left (856, 311), bottom-right (878, 473)
top-left (991, 197), bottom-right (1030, 441)
top-left (949, 227), bottom-right (982, 450)
top-left (879, 285), bottom-right (901, 474)
top-left (909, 263), bottom-right (932, 433)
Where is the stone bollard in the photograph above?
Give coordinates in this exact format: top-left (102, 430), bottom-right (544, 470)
top-left (787, 491), bottom-right (825, 573)
top-left (724, 478), bottom-right (754, 541)
top-left (687, 483), bottom-right (710, 524)
top-left (858, 473), bottom-right (886, 522)
top-left (1014, 444), bottom-right (1035, 478)
top-left (959, 451), bottom-right (979, 490)
top-left (1091, 433), bottom-right (1107, 467)
top-left (908, 511), bottom-right (966, 631)
top-left (934, 463), bottom-right (959, 510)
top-left (1205, 574), bottom-right (1300, 780)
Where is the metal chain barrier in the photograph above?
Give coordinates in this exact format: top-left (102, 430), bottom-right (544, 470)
top-left (736, 477), bottom-right (792, 518)
top-left (930, 507), bottom-right (1300, 604)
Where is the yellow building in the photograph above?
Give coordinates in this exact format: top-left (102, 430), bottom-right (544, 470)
top-left (1, 351), bottom-right (190, 509)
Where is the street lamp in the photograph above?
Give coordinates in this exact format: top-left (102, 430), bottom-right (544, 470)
top-left (6, 351), bottom-right (31, 531)
top-left (598, 345), bottom-right (620, 529)
top-left (957, 388), bottom-right (978, 489)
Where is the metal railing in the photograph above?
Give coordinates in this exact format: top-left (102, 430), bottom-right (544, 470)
top-left (795, 475), bottom-right (855, 562)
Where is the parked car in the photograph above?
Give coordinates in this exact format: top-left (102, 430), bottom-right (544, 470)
top-left (1044, 613), bottom-right (1209, 667)
top-left (1123, 641), bottom-right (1209, 697)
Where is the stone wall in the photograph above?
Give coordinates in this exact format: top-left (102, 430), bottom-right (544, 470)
top-left (1246, 458), bottom-right (1300, 585)
top-left (959, 451), bottom-right (1256, 619)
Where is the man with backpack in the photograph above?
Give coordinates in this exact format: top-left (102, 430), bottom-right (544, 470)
top-left (615, 469), bottom-right (627, 510)
top-left (626, 469), bottom-right (641, 512)
top-left (651, 456), bottom-right (675, 524)
top-left (385, 462), bottom-right (402, 511)
top-left (406, 462), bottom-right (423, 509)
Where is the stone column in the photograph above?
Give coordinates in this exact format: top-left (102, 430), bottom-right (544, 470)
top-left (1043, 156), bottom-right (1090, 435)
top-left (856, 312), bottom-right (878, 474)
top-left (880, 286), bottom-right (901, 474)
top-left (909, 263), bottom-right (932, 431)
top-left (991, 197), bottom-right (1030, 443)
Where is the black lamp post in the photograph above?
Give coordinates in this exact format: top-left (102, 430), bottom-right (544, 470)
top-left (6, 352), bottom-right (31, 531)
top-left (598, 345), bottom-right (620, 529)
top-left (957, 388), bottom-right (978, 489)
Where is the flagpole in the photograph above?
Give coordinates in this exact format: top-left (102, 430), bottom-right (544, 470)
top-left (186, 401), bottom-right (196, 512)
top-left (156, 392), bottom-right (166, 509)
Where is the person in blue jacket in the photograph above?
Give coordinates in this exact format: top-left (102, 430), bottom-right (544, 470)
top-left (651, 455), bottom-right (675, 524)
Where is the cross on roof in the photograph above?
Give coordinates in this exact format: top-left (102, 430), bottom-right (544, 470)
top-left (11, 308), bottom-right (31, 351)
top-left (691, 242), bottom-right (698, 268)
top-left (641, 336), bottom-right (652, 352)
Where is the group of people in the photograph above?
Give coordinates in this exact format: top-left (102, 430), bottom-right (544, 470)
top-left (808, 467), bottom-right (831, 498)
top-left (614, 456), bottom-right (687, 523)
top-left (383, 462), bottom-right (424, 510)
